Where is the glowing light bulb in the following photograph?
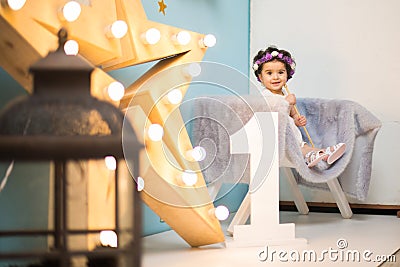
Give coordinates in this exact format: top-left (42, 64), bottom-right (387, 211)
top-left (214, 205), bottom-right (230, 221)
top-left (200, 34), bottom-right (217, 48)
top-left (191, 146), bottom-right (206, 162)
top-left (166, 89), bottom-right (183, 105)
top-left (182, 62), bottom-right (202, 78)
top-left (60, 1), bottom-right (81, 22)
top-left (63, 40), bottom-right (79, 55)
top-left (137, 177), bottom-right (144, 192)
top-left (173, 31), bottom-right (191, 45)
top-left (182, 170), bottom-right (197, 186)
top-left (143, 28), bottom-right (161, 45)
top-left (107, 20), bottom-right (128, 39)
top-left (107, 81), bottom-right (125, 101)
top-left (104, 156), bottom-right (117, 171)
top-left (2, 0), bottom-right (26, 10)
top-left (100, 230), bottom-right (118, 248)
top-left (147, 124), bottom-right (164, 141)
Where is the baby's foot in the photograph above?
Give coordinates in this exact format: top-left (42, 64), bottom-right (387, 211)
top-left (305, 150), bottom-right (326, 168)
top-left (324, 143), bottom-right (346, 164)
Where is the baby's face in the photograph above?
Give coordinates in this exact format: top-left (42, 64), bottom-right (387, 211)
top-left (258, 60), bottom-right (288, 94)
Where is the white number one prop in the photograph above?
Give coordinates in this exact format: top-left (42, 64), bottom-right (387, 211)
top-left (226, 112), bottom-right (306, 247)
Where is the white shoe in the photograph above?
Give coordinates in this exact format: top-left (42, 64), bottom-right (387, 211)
top-left (304, 150), bottom-right (326, 168)
top-left (325, 143), bottom-right (346, 164)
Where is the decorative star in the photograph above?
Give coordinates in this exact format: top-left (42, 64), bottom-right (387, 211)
top-left (0, 0), bottom-right (224, 248)
top-left (158, 0), bottom-right (167, 15)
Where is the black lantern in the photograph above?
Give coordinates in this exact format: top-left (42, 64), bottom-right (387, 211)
top-left (0, 29), bottom-right (142, 267)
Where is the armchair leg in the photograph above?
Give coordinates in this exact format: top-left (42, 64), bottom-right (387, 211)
top-left (226, 193), bottom-right (250, 236)
top-left (327, 178), bottom-right (353, 219)
top-left (283, 168), bottom-right (309, 215)
top-left (283, 168), bottom-right (352, 219)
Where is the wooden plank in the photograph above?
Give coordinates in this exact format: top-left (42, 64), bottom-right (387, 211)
top-left (0, 14), bottom-right (45, 92)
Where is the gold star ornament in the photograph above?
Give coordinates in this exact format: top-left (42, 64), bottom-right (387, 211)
top-left (158, 0), bottom-right (167, 15)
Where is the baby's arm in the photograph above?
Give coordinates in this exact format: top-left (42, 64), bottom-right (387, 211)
top-left (285, 94), bottom-right (307, 127)
top-left (294, 113), bottom-right (307, 127)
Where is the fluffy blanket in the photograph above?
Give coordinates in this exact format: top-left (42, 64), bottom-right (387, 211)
top-left (191, 95), bottom-right (381, 201)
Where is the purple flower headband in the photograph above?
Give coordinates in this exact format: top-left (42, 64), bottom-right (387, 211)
top-left (253, 50), bottom-right (296, 77)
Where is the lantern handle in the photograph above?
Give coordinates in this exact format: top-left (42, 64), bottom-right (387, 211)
top-left (57, 28), bottom-right (68, 50)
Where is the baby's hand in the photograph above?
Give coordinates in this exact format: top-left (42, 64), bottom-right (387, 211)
top-left (285, 94), bottom-right (296, 105)
top-left (294, 114), bottom-right (307, 127)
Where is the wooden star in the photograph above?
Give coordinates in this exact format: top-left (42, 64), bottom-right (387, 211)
top-left (0, 0), bottom-right (224, 248)
top-left (158, 0), bottom-right (167, 15)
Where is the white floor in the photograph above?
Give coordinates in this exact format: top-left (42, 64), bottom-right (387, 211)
top-left (142, 211), bottom-right (400, 266)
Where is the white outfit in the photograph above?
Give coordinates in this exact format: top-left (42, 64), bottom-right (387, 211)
top-left (261, 89), bottom-right (305, 147)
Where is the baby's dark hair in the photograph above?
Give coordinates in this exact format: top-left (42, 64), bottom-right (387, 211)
top-left (252, 46), bottom-right (296, 81)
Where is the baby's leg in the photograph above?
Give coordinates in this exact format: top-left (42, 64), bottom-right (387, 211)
top-left (302, 145), bottom-right (327, 167)
top-left (301, 144), bottom-right (327, 160)
top-left (324, 143), bottom-right (346, 164)
top-left (302, 143), bottom-right (346, 165)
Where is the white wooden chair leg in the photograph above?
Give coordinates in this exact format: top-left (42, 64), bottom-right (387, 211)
top-left (327, 178), bottom-right (353, 219)
top-left (283, 168), bottom-right (309, 215)
top-left (227, 193), bottom-right (250, 235)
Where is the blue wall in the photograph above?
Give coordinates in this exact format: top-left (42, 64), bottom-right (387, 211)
top-left (143, 0), bottom-right (250, 77)
top-left (110, 0), bottom-right (250, 92)
top-left (0, 163), bottom-right (50, 267)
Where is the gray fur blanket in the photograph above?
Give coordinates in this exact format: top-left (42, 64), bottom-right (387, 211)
top-left (191, 95), bottom-right (381, 201)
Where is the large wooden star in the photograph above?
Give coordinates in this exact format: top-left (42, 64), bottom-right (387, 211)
top-left (0, 0), bottom-right (224, 247)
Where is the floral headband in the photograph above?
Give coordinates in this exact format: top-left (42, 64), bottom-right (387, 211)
top-left (253, 50), bottom-right (296, 76)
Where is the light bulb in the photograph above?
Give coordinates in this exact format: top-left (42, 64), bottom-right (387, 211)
top-left (60, 1), bottom-right (81, 22)
top-left (173, 31), bottom-right (191, 45)
top-left (214, 205), bottom-right (230, 221)
top-left (2, 0), bottom-right (26, 10)
top-left (143, 28), bottom-right (161, 45)
top-left (182, 62), bottom-right (202, 78)
top-left (147, 124), bottom-right (164, 141)
top-left (200, 34), bottom-right (217, 48)
top-left (137, 176), bottom-right (144, 192)
top-left (104, 156), bottom-right (117, 171)
top-left (107, 81), bottom-right (125, 101)
top-left (107, 20), bottom-right (128, 39)
top-left (63, 40), bottom-right (79, 55)
top-left (182, 170), bottom-right (197, 186)
top-left (166, 89), bottom-right (183, 105)
top-left (185, 146), bottom-right (206, 162)
top-left (190, 146), bottom-right (206, 162)
top-left (100, 230), bottom-right (118, 248)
